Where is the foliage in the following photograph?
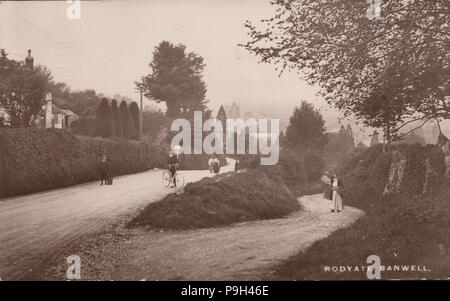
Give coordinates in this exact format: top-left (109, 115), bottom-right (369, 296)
top-left (110, 99), bottom-right (123, 137)
top-left (129, 101), bottom-right (141, 139)
top-left (51, 83), bottom-right (101, 117)
top-left (69, 116), bottom-right (95, 136)
top-left (0, 50), bottom-right (53, 127)
top-left (0, 128), bottom-right (168, 198)
top-left (128, 169), bottom-right (299, 230)
top-left (92, 98), bottom-right (115, 138)
top-left (142, 109), bottom-right (171, 142)
top-left (139, 41), bottom-right (209, 117)
top-left (119, 100), bottom-right (135, 139)
top-left (324, 124), bottom-right (356, 167)
top-left (274, 144), bottom-right (449, 280)
top-left (242, 0), bottom-right (450, 141)
top-left (285, 101), bottom-right (327, 151)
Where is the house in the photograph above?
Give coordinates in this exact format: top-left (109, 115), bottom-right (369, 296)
top-left (0, 50), bottom-right (78, 129)
top-left (34, 93), bottom-right (79, 129)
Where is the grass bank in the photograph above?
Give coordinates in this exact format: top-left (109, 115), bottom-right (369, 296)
top-left (274, 144), bottom-right (449, 279)
top-left (129, 147), bottom-right (326, 230)
top-left (129, 169), bottom-right (299, 230)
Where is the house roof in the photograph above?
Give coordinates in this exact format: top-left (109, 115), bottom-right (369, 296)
top-left (52, 105), bottom-right (78, 118)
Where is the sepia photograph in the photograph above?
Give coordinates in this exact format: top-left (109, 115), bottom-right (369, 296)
top-left (0, 0), bottom-right (449, 289)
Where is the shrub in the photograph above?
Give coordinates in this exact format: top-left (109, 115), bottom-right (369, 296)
top-left (69, 116), bottom-right (95, 136)
top-left (110, 99), bottom-right (123, 137)
top-left (0, 128), bottom-right (167, 198)
top-left (129, 102), bottom-right (140, 139)
top-left (92, 98), bottom-right (115, 138)
top-left (119, 100), bottom-right (135, 139)
top-left (129, 169), bottom-right (299, 230)
top-left (274, 144), bottom-right (449, 280)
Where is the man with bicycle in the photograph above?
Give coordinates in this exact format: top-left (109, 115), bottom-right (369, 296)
top-left (168, 150), bottom-right (179, 188)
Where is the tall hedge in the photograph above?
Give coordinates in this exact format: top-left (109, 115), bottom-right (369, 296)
top-left (0, 128), bottom-right (167, 198)
top-left (111, 99), bottom-right (123, 137)
top-left (129, 101), bottom-right (140, 139)
top-left (119, 100), bottom-right (135, 139)
top-left (92, 98), bottom-right (115, 138)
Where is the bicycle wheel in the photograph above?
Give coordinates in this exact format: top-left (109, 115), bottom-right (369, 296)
top-left (174, 172), bottom-right (185, 188)
top-left (162, 170), bottom-right (172, 187)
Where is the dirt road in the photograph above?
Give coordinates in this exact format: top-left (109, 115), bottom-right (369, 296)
top-left (0, 162), bottom-right (234, 280)
top-left (46, 194), bottom-right (364, 280)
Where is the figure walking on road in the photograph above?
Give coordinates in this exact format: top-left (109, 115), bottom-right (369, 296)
top-left (331, 174), bottom-right (344, 212)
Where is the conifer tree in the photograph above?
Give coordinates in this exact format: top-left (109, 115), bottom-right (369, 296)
top-left (92, 98), bottom-right (115, 138)
top-left (119, 100), bottom-right (136, 139)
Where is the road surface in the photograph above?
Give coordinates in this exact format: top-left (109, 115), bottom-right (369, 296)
top-left (0, 161), bottom-right (234, 280)
top-left (44, 194), bottom-right (364, 280)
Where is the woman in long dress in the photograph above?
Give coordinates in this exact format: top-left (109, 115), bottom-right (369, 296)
top-left (331, 174), bottom-right (343, 212)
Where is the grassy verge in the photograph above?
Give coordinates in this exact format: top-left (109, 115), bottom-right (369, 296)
top-left (129, 169), bottom-right (300, 230)
top-left (129, 146), bottom-right (326, 230)
top-left (273, 145), bottom-right (449, 280)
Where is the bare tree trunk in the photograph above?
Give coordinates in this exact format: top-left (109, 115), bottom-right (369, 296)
top-left (435, 118), bottom-right (442, 135)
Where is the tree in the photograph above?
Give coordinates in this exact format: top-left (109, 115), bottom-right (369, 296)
top-left (51, 84), bottom-right (101, 117)
top-left (110, 99), bottom-right (123, 137)
top-left (92, 98), bottom-right (115, 138)
top-left (138, 41), bottom-right (209, 117)
top-left (346, 125), bottom-right (355, 148)
top-left (242, 0), bottom-right (449, 143)
top-left (142, 108), bottom-right (171, 142)
top-left (285, 101), bottom-right (326, 150)
top-left (119, 100), bottom-right (135, 139)
top-left (70, 116), bottom-right (95, 136)
top-left (129, 101), bottom-right (140, 140)
top-left (216, 105), bottom-right (227, 125)
top-left (0, 49), bottom-right (53, 127)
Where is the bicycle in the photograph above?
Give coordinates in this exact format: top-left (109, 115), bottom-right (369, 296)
top-left (162, 164), bottom-right (185, 189)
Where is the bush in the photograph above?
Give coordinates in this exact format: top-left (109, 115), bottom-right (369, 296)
top-left (0, 128), bottom-right (167, 198)
top-left (239, 147), bottom-right (326, 191)
top-left (129, 169), bottom-right (299, 230)
top-left (178, 153), bottom-right (226, 170)
top-left (274, 144), bottom-right (449, 280)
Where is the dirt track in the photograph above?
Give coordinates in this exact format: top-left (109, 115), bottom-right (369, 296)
top-left (44, 194), bottom-right (364, 281)
top-left (0, 164), bottom-right (233, 280)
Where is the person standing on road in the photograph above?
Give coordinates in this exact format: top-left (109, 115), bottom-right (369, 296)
top-left (234, 159), bottom-right (239, 172)
top-left (208, 156), bottom-right (214, 173)
top-left (331, 174), bottom-right (344, 212)
top-left (100, 153), bottom-right (109, 185)
top-left (212, 155), bottom-right (220, 174)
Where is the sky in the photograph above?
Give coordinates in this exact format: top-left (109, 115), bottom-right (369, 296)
top-left (0, 0), bottom-right (347, 131)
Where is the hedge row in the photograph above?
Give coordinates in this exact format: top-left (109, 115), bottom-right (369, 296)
top-left (0, 128), bottom-right (230, 199)
top-left (129, 169), bottom-right (299, 230)
top-left (0, 128), bottom-right (168, 198)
